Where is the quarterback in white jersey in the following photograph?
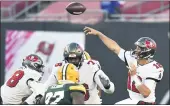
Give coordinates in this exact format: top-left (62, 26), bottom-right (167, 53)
top-left (84, 27), bottom-right (164, 104)
top-left (116, 49), bottom-right (164, 104)
top-left (1, 54), bottom-right (45, 104)
top-left (44, 43), bottom-right (115, 104)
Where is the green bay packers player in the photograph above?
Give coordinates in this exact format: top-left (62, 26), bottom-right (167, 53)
top-left (40, 63), bottom-right (86, 105)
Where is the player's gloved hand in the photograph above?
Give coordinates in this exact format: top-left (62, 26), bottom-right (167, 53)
top-left (29, 81), bottom-right (46, 97)
top-left (34, 94), bottom-right (43, 104)
top-left (99, 75), bottom-right (110, 89)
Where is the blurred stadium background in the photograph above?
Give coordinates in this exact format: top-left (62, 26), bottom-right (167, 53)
top-left (1, 0), bottom-right (169, 105)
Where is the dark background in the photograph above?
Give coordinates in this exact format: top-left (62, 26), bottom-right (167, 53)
top-left (1, 22), bottom-right (169, 104)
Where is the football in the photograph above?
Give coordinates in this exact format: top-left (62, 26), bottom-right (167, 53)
top-left (66, 2), bottom-right (86, 15)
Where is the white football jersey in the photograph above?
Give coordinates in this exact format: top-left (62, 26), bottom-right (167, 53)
top-left (118, 49), bottom-right (164, 103)
top-left (44, 60), bottom-right (105, 104)
top-left (1, 67), bottom-right (42, 104)
top-left (78, 60), bottom-right (102, 104)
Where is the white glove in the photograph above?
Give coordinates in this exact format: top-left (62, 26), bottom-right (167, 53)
top-left (28, 80), bottom-right (46, 97)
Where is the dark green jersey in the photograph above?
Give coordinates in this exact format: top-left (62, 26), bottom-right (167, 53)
top-left (44, 83), bottom-right (86, 105)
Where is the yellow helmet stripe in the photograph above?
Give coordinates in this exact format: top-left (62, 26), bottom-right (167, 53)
top-left (62, 63), bottom-right (69, 80)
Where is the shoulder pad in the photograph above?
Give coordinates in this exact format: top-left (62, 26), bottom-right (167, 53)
top-left (83, 60), bottom-right (101, 72)
top-left (69, 84), bottom-right (86, 94)
top-left (93, 60), bottom-right (101, 69)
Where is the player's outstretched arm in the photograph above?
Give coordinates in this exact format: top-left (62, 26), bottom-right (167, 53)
top-left (84, 26), bottom-right (122, 55)
top-left (94, 70), bottom-right (115, 94)
top-left (71, 92), bottom-right (85, 104)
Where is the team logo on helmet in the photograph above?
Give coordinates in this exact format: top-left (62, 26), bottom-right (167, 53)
top-left (26, 55), bottom-right (39, 62)
top-left (145, 40), bottom-right (156, 49)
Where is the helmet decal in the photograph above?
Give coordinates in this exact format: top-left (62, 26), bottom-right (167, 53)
top-left (145, 40), bottom-right (156, 49)
top-left (133, 37), bottom-right (157, 59)
top-left (26, 55), bottom-right (39, 62)
top-left (23, 54), bottom-right (44, 72)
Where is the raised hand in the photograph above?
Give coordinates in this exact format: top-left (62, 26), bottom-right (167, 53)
top-left (83, 26), bottom-right (101, 36)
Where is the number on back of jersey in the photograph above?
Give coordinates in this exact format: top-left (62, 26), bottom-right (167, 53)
top-left (45, 91), bottom-right (64, 104)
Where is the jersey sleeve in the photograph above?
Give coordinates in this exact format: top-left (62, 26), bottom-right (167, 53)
top-left (144, 79), bottom-right (156, 93)
top-left (94, 60), bottom-right (101, 69)
top-left (86, 60), bottom-right (101, 72)
top-left (118, 49), bottom-right (137, 67)
top-left (69, 84), bottom-right (86, 95)
top-left (145, 69), bottom-right (164, 82)
top-left (118, 48), bottom-right (126, 62)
